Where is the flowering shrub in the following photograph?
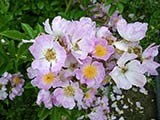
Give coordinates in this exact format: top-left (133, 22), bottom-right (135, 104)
top-left (0, 72), bottom-right (25, 100)
top-left (26, 14), bottom-right (159, 119)
top-left (0, 1), bottom-right (159, 119)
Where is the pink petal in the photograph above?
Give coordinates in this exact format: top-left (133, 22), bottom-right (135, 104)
top-left (117, 18), bottom-right (148, 41)
top-left (125, 71), bottom-right (146, 87)
top-left (43, 19), bottom-right (53, 35)
top-left (109, 67), bottom-right (132, 90)
top-left (142, 43), bottom-right (159, 59)
top-left (117, 52), bottom-right (137, 67)
top-left (142, 60), bottom-right (160, 75)
top-left (126, 60), bottom-right (146, 74)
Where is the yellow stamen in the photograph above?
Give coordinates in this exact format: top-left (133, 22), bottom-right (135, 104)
top-left (45, 49), bottom-right (56, 61)
top-left (13, 77), bottom-right (21, 85)
top-left (84, 93), bottom-right (91, 99)
top-left (102, 79), bottom-right (108, 85)
top-left (121, 67), bottom-right (128, 73)
top-left (43, 72), bottom-right (55, 84)
top-left (83, 65), bottom-right (97, 79)
top-left (95, 45), bottom-right (107, 57)
top-left (64, 86), bottom-right (75, 97)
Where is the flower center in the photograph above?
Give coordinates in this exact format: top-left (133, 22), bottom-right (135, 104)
top-left (84, 93), bottom-right (91, 99)
top-left (107, 37), bottom-right (114, 44)
top-left (83, 65), bottom-right (97, 79)
top-left (64, 86), bottom-right (75, 97)
top-left (13, 77), bottom-right (21, 84)
top-left (70, 63), bottom-right (77, 71)
top-left (45, 49), bottom-right (56, 61)
top-left (95, 45), bottom-right (107, 57)
top-left (43, 72), bottom-right (55, 84)
top-left (121, 67), bottom-right (128, 73)
top-left (73, 43), bottom-right (80, 51)
top-left (0, 84), bottom-right (2, 89)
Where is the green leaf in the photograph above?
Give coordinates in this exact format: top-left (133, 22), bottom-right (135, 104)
top-left (38, 107), bottom-right (50, 120)
top-left (108, 5), bottom-right (116, 16)
top-left (105, 0), bottom-right (113, 6)
top-left (0, 0), bottom-right (10, 14)
top-left (120, 0), bottom-right (129, 4)
top-left (50, 108), bottom-right (61, 120)
top-left (0, 30), bottom-right (27, 41)
top-left (80, 0), bottom-right (90, 7)
top-left (21, 23), bottom-right (36, 39)
top-left (35, 23), bottom-right (44, 34)
top-left (0, 60), bottom-right (13, 75)
top-left (117, 3), bottom-right (124, 13)
top-left (37, 1), bottom-right (44, 9)
top-left (0, 14), bottom-right (13, 27)
top-left (0, 44), bottom-right (8, 60)
top-left (24, 82), bottom-right (33, 89)
top-left (8, 40), bottom-right (16, 56)
top-left (17, 44), bottom-right (30, 57)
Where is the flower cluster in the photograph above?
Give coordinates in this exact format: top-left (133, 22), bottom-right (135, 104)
top-left (0, 72), bottom-right (25, 100)
top-left (27, 14), bottom-right (159, 119)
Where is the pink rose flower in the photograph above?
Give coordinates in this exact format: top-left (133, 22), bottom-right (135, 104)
top-left (142, 43), bottom-right (160, 75)
top-left (43, 16), bottom-right (69, 39)
top-left (37, 89), bottom-right (53, 109)
top-left (29, 34), bottom-right (66, 72)
top-left (66, 17), bottom-right (96, 63)
top-left (92, 38), bottom-right (114, 60)
top-left (96, 26), bottom-right (117, 42)
top-left (53, 82), bottom-right (83, 110)
top-left (110, 52), bottom-right (147, 89)
top-left (31, 70), bottom-right (59, 90)
top-left (117, 18), bottom-right (148, 41)
top-left (75, 57), bottom-right (105, 87)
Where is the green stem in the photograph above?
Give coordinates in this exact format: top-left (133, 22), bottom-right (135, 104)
top-left (65, 0), bottom-right (72, 15)
top-left (65, 0), bottom-right (67, 6)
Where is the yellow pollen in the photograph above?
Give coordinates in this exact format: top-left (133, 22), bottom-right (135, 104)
top-left (114, 18), bottom-right (119, 24)
top-left (83, 65), bottom-right (97, 79)
top-left (13, 77), bottom-right (21, 85)
top-left (73, 43), bottom-right (80, 51)
top-left (107, 37), bottom-right (114, 44)
top-left (102, 79), bottom-right (108, 85)
top-left (85, 93), bottom-right (91, 99)
top-left (43, 72), bottom-right (55, 84)
top-left (90, 87), bottom-right (95, 92)
top-left (95, 45), bottom-right (107, 57)
top-left (45, 49), bottom-right (56, 61)
top-left (121, 67), bottom-right (128, 73)
top-left (64, 86), bottom-right (75, 97)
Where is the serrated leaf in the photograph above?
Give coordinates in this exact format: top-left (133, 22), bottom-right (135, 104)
top-left (21, 23), bottom-right (36, 39)
top-left (105, 0), bottom-right (113, 6)
top-left (108, 5), bottom-right (116, 16)
top-left (0, 30), bottom-right (27, 41)
top-left (117, 3), bottom-right (124, 13)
